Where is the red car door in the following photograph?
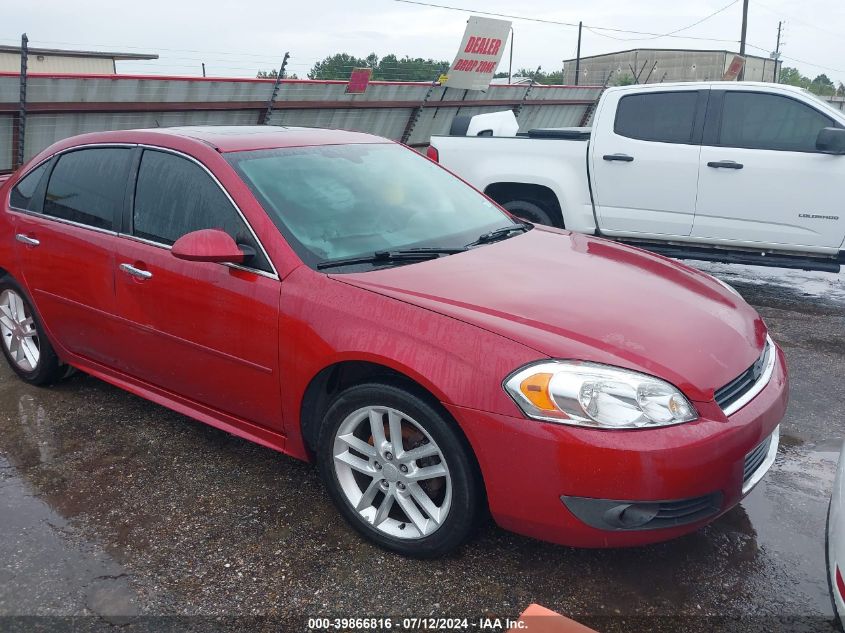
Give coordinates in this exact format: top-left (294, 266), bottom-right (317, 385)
top-left (113, 148), bottom-right (283, 431)
top-left (11, 148), bottom-right (132, 367)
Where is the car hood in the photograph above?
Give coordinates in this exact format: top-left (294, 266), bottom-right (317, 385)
top-left (333, 228), bottom-right (768, 402)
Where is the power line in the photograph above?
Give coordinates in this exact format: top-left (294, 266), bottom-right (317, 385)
top-left (394, 0), bottom-right (844, 79)
top-left (394, 0), bottom-right (742, 43)
top-left (751, 0), bottom-right (844, 41)
top-left (587, 0), bottom-right (740, 42)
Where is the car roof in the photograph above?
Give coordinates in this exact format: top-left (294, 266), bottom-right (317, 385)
top-left (43, 125), bottom-right (389, 155)
top-left (157, 125), bottom-right (387, 152)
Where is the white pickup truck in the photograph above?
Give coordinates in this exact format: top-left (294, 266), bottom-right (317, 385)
top-left (427, 82), bottom-right (845, 271)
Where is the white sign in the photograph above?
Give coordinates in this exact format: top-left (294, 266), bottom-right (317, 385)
top-left (445, 16), bottom-right (512, 91)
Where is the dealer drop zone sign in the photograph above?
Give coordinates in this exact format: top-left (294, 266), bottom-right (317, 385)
top-left (445, 16), bottom-right (512, 91)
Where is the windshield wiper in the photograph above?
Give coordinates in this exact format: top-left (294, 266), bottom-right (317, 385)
top-left (465, 222), bottom-right (531, 248)
top-left (316, 247), bottom-right (466, 270)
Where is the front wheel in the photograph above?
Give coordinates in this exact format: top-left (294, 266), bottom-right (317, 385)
top-left (317, 383), bottom-right (481, 557)
top-left (0, 277), bottom-right (64, 385)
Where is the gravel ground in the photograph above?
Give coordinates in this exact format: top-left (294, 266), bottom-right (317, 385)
top-left (0, 261), bottom-right (843, 633)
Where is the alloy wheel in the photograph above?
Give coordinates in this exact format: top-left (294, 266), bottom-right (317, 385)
top-left (332, 405), bottom-right (452, 540)
top-left (0, 289), bottom-right (40, 372)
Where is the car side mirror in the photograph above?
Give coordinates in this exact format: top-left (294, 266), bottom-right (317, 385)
top-left (816, 127), bottom-right (845, 154)
top-left (171, 229), bottom-right (246, 264)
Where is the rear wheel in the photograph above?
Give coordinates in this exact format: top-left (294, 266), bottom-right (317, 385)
top-left (502, 199), bottom-right (555, 227)
top-left (317, 382), bottom-right (480, 557)
top-left (0, 277), bottom-right (63, 385)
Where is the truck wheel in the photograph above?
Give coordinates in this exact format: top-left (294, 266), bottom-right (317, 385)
top-left (502, 200), bottom-right (555, 227)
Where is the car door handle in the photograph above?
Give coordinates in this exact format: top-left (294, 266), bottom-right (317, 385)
top-left (707, 160), bottom-right (744, 169)
top-left (603, 153), bottom-right (634, 162)
top-left (15, 234), bottom-right (39, 247)
top-left (119, 263), bottom-right (153, 280)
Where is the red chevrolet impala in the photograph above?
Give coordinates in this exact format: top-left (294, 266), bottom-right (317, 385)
top-left (0, 127), bottom-right (787, 557)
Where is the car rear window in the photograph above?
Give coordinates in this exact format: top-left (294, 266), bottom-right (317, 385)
top-left (43, 148), bottom-right (131, 231)
top-left (9, 162), bottom-right (49, 211)
top-left (614, 91), bottom-right (700, 144)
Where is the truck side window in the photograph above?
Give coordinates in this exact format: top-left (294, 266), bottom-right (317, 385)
top-left (718, 92), bottom-right (833, 152)
top-left (614, 92), bottom-right (699, 144)
top-left (132, 150), bottom-right (272, 273)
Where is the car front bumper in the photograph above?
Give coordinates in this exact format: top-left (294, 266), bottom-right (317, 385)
top-left (445, 345), bottom-right (789, 548)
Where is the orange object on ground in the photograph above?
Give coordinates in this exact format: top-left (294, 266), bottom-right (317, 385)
top-left (509, 604), bottom-right (599, 633)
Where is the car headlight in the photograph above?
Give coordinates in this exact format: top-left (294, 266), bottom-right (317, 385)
top-left (503, 361), bottom-right (698, 429)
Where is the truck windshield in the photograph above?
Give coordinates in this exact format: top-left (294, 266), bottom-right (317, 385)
top-left (226, 143), bottom-right (517, 269)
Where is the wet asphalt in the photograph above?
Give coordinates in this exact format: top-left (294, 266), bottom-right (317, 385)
top-left (0, 261), bottom-right (843, 633)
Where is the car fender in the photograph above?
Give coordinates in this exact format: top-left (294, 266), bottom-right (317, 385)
top-left (277, 268), bottom-right (545, 461)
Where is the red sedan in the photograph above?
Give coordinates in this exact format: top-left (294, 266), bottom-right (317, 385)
top-left (0, 127), bottom-right (787, 557)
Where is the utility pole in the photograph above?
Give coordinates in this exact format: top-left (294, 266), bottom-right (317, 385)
top-left (574, 21), bottom-right (582, 86)
top-left (772, 21), bottom-right (782, 83)
top-left (738, 0), bottom-right (749, 80)
top-left (508, 27), bottom-right (513, 83)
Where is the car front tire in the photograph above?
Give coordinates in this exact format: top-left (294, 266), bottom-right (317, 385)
top-left (0, 276), bottom-right (64, 386)
top-left (317, 382), bottom-right (481, 558)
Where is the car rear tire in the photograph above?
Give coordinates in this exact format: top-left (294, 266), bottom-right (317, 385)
top-left (317, 382), bottom-right (481, 558)
top-left (0, 276), bottom-right (64, 386)
top-left (502, 200), bottom-right (555, 227)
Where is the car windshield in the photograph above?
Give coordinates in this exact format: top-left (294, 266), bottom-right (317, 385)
top-left (226, 143), bottom-right (517, 269)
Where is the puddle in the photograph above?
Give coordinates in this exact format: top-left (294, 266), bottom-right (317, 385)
top-left (0, 453), bottom-right (140, 618)
top-left (690, 262), bottom-right (845, 307)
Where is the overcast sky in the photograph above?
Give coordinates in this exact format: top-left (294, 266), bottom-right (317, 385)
top-left (4, 0), bottom-right (844, 83)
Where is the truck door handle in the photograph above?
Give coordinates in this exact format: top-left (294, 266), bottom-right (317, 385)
top-left (707, 160), bottom-right (744, 169)
top-left (603, 153), bottom-right (634, 162)
top-left (119, 263), bottom-right (153, 280)
top-left (15, 234), bottom-right (39, 247)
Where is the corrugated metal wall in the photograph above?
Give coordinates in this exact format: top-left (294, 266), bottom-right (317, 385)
top-left (0, 73), bottom-right (603, 171)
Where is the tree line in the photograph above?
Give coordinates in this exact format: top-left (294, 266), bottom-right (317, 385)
top-left (256, 54), bottom-right (844, 97)
top-left (779, 67), bottom-right (845, 97)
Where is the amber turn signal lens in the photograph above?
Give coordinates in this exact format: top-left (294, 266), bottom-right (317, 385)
top-left (519, 373), bottom-right (557, 411)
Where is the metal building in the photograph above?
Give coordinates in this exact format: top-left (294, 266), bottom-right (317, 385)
top-left (562, 48), bottom-right (782, 85)
top-left (0, 45), bottom-right (158, 74)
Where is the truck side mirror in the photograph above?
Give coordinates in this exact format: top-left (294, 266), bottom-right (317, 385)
top-left (816, 127), bottom-right (845, 154)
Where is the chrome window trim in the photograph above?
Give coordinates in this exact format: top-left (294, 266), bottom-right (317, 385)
top-left (116, 232), bottom-right (279, 281)
top-left (741, 424), bottom-right (780, 495)
top-left (133, 144), bottom-right (280, 280)
top-left (10, 208), bottom-right (120, 237)
top-left (723, 335), bottom-right (777, 417)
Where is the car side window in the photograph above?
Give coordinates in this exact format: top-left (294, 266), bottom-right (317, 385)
top-left (614, 92), bottom-right (700, 144)
top-left (718, 92), bottom-right (833, 152)
top-left (43, 148), bottom-right (131, 231)
top-left (9, 162), bottom-right (49, 211)
top-left (133, 150), bottom-right (272, 273)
